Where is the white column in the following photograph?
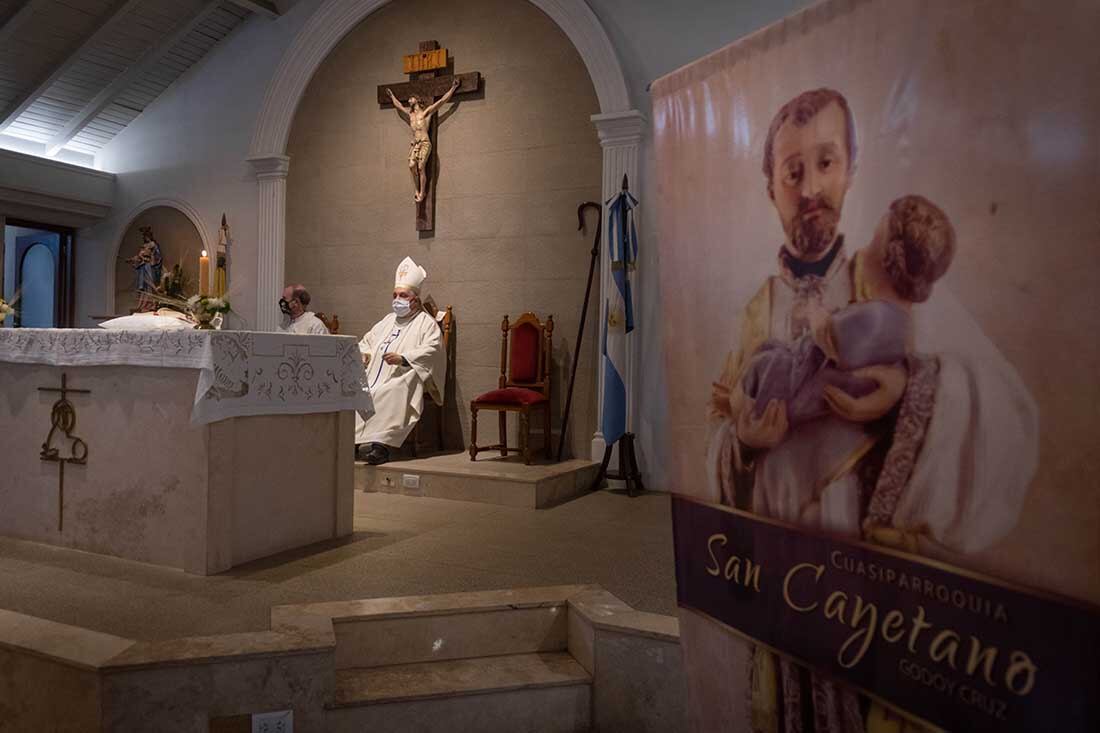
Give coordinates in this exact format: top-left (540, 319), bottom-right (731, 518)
top-left (247, 154), bottom-right (290, 332)
top-left (589, 109), bottom-right (646, 462)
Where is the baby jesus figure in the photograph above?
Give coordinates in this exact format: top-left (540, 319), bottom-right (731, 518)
top-left (737, 194), bottom-right (957, 532)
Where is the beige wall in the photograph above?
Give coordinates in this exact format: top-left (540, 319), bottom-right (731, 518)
top-left (285, 0), bottom-right (603, 457)
top-left (114, 206), bottom-right (203, 315)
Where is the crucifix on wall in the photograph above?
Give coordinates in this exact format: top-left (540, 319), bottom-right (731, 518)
top-left (379, 41), bottom-right (481, 232)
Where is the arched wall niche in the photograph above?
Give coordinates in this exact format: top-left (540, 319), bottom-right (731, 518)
top-left (282, 0), bottom-right (607, 457)
top-left (111, 201), bottom-right (208, 315)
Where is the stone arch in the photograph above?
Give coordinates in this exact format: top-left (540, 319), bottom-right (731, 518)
top-left (248, 0), bottom-right (631, 160)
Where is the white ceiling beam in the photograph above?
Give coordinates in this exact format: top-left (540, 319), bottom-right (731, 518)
top-left (44, 0), bottom-right (225, 157)
top-left (0, 0), bottom-right (48, 48)
top-left (0, 0), bottom-right (146, 135)
top-left (225, 0), bottom-right (280, 18)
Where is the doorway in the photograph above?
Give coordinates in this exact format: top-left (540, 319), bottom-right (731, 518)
top-left (3, 220), bottom-right (75, 328)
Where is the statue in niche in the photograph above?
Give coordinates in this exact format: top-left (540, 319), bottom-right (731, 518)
top-left (126, 226), bottom-right (163, 312)
top-left (386, 77), bottom-right (460, 203)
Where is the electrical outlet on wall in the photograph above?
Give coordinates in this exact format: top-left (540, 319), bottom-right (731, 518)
top-left (252, 710), bottom-right (292, 733)
top-left (402, 474), bottom-right (420, 490)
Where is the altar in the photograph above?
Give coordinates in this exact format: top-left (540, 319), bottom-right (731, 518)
top-left (0, 328), bottom-right (371, 575)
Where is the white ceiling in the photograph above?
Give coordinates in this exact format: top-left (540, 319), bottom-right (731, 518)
top-left (0, 0), bottom-right (279, 162)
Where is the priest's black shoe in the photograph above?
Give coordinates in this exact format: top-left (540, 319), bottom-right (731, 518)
top-left (365, 443), bottom-right (390, 465)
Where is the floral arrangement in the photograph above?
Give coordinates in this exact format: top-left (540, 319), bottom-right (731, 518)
top-left (187, 294), bottom-right (231, 323)
top-left (143, 291), bottom-right (232, 330)
top-left (0, 293), bottom-right (18, 323)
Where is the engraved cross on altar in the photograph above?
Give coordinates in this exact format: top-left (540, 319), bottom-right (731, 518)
top-left (378, 41), bottom-right (481, 232)
top-left (38, 373), bottom-right (90, 532)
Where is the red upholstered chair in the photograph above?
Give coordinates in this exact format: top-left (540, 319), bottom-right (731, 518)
top-left (469, 312), bottom-right (554, 464)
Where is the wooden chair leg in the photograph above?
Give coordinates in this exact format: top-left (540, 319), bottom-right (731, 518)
top-left (543, 403), bottom-right (552, 460)
top-left (469, 406), bottom-right (479, 461)
top-left (520, 410), bottom-right (531, 465)
top-left (499, 411), bottom-right (508, 457)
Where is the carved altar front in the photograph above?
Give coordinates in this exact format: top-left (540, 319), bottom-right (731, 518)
top-left (0, 329), bottom-right (370, 574)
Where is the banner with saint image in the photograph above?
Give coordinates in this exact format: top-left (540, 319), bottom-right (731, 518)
top-left (651, 0), bottom-right (1100, 730)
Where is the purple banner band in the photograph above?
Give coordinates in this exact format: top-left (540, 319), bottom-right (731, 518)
top-left (671, 495), bottom-right (1100, 732)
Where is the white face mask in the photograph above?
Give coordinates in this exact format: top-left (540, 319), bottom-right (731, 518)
top-left (392, 298), bottom-right (413, 317)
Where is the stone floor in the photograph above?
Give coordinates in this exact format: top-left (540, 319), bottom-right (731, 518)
top-left (0, 489), bottom-right (675, 642)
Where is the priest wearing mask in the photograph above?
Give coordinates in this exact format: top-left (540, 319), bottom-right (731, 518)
top-left (279, 284), bottom-right (330, 335)
top-left (354, 257), bottom-right (446, 464)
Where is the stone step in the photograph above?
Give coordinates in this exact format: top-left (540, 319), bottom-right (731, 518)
top-left (274, 586), bottom-right (584, 670)
top-left (333, 651), bottom-right (591, 706)
top-left (334, 602), bottom-right (570, 670)
top-left (326, 652), bottom-right (592, 732)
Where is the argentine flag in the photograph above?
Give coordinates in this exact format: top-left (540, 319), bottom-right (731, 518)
top-left (601, 188), bottom-right (638, 447)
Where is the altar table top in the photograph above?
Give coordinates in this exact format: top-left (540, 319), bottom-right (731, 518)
top-left (0, 328), bottom-right (373, 425)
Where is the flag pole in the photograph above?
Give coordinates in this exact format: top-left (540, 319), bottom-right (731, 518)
top-left (590, 175), bottom-right (644, 496)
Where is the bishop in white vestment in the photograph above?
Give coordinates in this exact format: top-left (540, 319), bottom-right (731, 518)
top-left (354, 257), bottom-right (446, 464)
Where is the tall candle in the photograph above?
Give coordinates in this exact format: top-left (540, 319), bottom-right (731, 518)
top-left (199, 250), bottom-right (210, 296)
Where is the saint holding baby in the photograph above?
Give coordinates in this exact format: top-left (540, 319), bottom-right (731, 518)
top-left (705, 88), bottom-right (1038, 733)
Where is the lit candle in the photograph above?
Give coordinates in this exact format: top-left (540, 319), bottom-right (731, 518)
top-left (199, 250), bottom-right (210, 296)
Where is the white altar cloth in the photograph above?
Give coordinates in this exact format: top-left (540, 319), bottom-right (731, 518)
top-left (0, 329), bottom-right (373, 425)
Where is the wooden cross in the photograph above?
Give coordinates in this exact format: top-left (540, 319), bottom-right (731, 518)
top-left (38, 373), bottom-right (90, 532)
top-left (378, 41), bottom-right (481, 232)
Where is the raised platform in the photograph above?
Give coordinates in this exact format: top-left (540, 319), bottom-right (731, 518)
top-left (355, 452), bottom-right (600, 509)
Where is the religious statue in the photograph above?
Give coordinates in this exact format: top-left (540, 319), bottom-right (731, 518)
top-left (126, 226), bottom-right (163, 312)
top-left (386, 77), bottom-right (460, 203)
top-left (214, 213), bottom-right (231, 298)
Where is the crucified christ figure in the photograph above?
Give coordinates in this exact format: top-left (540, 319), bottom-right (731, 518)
top-left (386, 77), bottom-right (461, 203)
